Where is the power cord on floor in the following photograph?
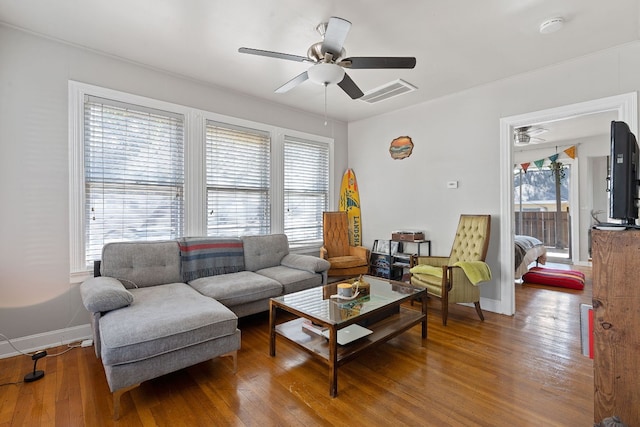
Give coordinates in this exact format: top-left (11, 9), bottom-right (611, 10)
top-left (1, 332), bottom-right (91, 357)
top-left (0, 332), bottom-right (36, 357)
top-left (0, 380), bottom-right (23, 387)
top-left (1, 296), bottom-right (91, 385)
top-left (0, 332), bottom-right (93, 385)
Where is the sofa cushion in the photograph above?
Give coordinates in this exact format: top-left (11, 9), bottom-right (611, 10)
top-left (281, 254), bottom-right (330, 274)
top-left (101, 241), bottom-right (182, 288)
top-left (242, 234), bottom-right (289, 271)
top-left (411, 273), bottom-right (443, 296)
top-left (256, 265), bottom-right (322, 294)
top-left (81, 277), bottom-right (134, 313)
top-left (99, 283), bottom-right (237, 366)
top-left (189, 271), bottom-right (283, 307)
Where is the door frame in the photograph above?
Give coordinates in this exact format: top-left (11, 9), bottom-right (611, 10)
top-left (498, 92), bottom-right (637, 315)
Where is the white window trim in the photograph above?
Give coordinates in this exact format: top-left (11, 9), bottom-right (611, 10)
top-left (69, 81), bottom-right (334, 282)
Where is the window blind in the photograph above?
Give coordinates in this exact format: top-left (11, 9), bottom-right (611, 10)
top-left (284, 135), bottom-right (329, 245)
top-left (84, 95), bottom-right (184, 265)
top-left (206, 121), bottom-right (271, 236)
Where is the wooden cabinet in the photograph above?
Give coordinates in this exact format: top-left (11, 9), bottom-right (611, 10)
top-left (591, 229), bottom-right (640, 424)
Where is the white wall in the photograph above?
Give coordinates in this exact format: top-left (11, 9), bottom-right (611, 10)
top-left (570, 134), bottom-right (610, 262)
top-left (348, 41), bottom-right (640, 309)
top-left (0, 24), bottom-right (348, 354)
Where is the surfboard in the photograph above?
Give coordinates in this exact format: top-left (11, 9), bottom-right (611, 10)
top-left (339, 168), bottom-right (362, 246)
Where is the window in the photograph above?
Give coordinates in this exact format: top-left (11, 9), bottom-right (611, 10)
top-left (83, 95), bottom-right (184, 264)
top-left (206, 121), bottom-right (271, 236)
top-left (284, 135), bottom-right (329, 246)
top-left (69, 81), bottom-right (334, 279)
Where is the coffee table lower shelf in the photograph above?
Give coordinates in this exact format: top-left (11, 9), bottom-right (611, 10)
top-left (272, 307), bottom-right (426, 395)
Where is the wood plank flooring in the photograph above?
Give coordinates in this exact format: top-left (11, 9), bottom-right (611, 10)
top-left (0, 268), bottom-right (594, 426)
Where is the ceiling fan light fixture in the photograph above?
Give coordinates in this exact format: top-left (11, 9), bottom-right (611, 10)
top-left (515, 133), bottom-right (530, 144)
top-left (307, 63), bottom-right (345, 85)
top-left (514, 128), bottom-right (531, 144)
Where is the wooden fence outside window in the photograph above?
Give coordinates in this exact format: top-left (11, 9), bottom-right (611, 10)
top-left (515, 211), bottom-right (570, 249)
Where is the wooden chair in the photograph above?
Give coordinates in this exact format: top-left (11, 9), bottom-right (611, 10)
top-left (411, 214), bottom-right (491, 325)
top-left (320, 212), bottom-right (370, 277)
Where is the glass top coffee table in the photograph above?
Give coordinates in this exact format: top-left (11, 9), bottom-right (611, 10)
top-left (269, 275), bottom-right (426, 397)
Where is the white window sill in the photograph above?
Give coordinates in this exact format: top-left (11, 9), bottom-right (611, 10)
top-left (70, 270), bottom-right (92, 284)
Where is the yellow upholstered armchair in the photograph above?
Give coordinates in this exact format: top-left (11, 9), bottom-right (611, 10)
top-left (410, 214), bottom-right (491, 326)
top-left (320, 211), bottom-right (370, 277)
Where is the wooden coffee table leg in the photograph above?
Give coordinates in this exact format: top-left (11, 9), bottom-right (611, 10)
top-left (328, 326), bottom-right (338, 397)
top-left (269, 303), bottom-right (277, 357)
top-left (421, 294), bottom-right (427, 338)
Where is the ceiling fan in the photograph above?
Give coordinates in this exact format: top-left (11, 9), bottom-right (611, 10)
top-left (514, 126), bottom-right (548, 145)
top-left (238, 16), bottom-right (416, 99)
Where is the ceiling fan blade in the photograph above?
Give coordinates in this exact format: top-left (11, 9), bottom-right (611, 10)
top-left (238, 47), bottom-right (311, 63)
top-left (527, 127), bottom-right (548, 137)
top-left (341, 57), bottom-right (417, 69)
top-left (321, 17), bottom-right (351, 56)
top-left (337, 73), bottom-right (364, 99)
top-left (275, 71), bottom-right (309, 93)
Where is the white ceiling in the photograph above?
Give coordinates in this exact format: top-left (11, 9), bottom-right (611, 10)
top-left (536, 113), bottom-right (615, 143)
top-left (1, 0), bottom-right (639, 122)
top-left (515, 110), bottom-right (618, 149)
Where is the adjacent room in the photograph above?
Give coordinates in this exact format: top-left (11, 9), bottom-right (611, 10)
top-left (2, 1), bottom-right (640, 425)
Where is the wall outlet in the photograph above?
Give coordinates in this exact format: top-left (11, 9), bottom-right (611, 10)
top-left (447, 181), bottom-right (458, 189)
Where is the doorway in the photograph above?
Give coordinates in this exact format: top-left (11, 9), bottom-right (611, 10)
top-left (498, 92), bottom-right (638, 315)
top-left (514, 150), bottom-right (573, 263)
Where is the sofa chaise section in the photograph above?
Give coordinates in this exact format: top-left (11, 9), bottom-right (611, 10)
top-left (81, 241), bottom-right (240, 419)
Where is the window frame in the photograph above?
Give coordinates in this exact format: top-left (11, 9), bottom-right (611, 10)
top-left (69, 81), bottom-right (334, 282)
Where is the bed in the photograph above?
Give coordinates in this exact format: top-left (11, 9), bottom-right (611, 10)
top-left (515, 235), bottom-right (547, 279)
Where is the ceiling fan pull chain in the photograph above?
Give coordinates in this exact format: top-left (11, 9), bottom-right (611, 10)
top-left (324, 82), bottom-right (328, 126)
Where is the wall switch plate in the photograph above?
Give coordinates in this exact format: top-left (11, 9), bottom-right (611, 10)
top-left (447, 181), bottom-right (458, 189)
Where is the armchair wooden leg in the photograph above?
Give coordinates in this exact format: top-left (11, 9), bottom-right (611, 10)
top-left (442, 303), bottom-right (449, 326)
top-left (474, 301), bottom-right (485, 321)
top-left (441, 292), bottom-right (449, 326)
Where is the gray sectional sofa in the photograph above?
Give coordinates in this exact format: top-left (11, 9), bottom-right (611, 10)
top-left (80, 233), bottom-right (330, 418)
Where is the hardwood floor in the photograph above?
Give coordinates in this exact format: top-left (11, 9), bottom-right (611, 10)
top-left (0, 268), bottom-right (594, 426)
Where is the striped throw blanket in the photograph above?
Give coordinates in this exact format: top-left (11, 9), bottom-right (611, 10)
top-left (177, 237), bottom-right (245, 282)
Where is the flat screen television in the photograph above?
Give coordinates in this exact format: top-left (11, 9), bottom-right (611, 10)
top-left (609, 120), bottom-right (639, 224)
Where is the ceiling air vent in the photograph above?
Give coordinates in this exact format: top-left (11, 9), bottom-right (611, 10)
top-left (360, 79), bottom-right (417, 104)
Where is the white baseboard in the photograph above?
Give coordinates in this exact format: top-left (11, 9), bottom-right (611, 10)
top-left (574, 260), bottom-right (592, 267)
top-left (478, 297), bottom-right (506, 315)
top-left (0, 324), bottom-right (92, 359)
top-left (459, 297), bottom-right (507, 316)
